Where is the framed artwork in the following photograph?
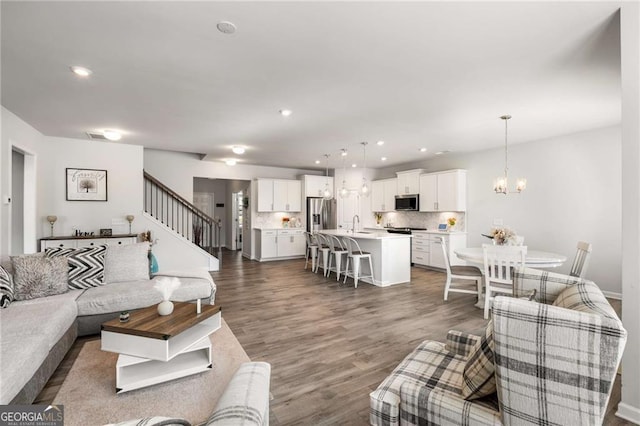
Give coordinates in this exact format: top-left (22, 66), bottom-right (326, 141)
top-left (66, 168), bottom-right (108, 201)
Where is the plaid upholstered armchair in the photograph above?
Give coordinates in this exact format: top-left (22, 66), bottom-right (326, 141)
top-left (370, 267), bottom-right (627, 425)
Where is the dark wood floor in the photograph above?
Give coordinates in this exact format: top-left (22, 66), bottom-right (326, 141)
top-left (38, 248), bottom-right (628, 425)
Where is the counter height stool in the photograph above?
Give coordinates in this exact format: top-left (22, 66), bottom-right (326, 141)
top-left (342, 236), bottom-right (374, 288)
top-left (304, 232), bottom-right (319, 271)
top-left (440, 237), bottom-right (483, 302)
top-left (326, 234), bottom-right (349, 281)
top-left (314, 233), bottom-right (332, 276)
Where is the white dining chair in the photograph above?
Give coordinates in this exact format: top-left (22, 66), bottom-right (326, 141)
top-left (440, 237), bottom-right (483, 302)
top-left (569, 241), bottom-right (592, 278)
top-left (482, 244), bottom-right (527, 319)
top-left (326, 235), bottom-right (348, 281)
top-left (342, 236), bottom-right (374, 288)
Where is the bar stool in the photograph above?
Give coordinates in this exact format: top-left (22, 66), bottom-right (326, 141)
top-left (326, 235), bottom-right (348, 281)
top-left (342, 236), bottom-right (374, 288)
top-left (304, 232), bottom-right (319, 271)
top-left (314, 233), bottom-right (331, 276)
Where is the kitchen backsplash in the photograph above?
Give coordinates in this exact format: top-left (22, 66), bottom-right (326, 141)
top-left (253, 212), bottom-right (304, 229)
top-left (377, 211), bottom-right (466, 231)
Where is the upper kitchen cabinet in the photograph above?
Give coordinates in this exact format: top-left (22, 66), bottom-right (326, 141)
top-left (371, 178), bottom-right (397, 212)
top-left (257, 179), bottom-right (302, 212)
top-left (419, 170), bottom-right (466, 212)
top-left (396, 169), bottom-right (424, 195)
top-left (303, 175), bottom-right (334, 198)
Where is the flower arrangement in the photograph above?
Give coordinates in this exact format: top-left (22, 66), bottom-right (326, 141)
top-left (487, 227), bottom-right (517, 245)
top-left (373, 212), bottom-right (383, 224)
top-left (447, 217), bottom-right (457, 227)
top-left (154, 277), bottom-right (182, 315)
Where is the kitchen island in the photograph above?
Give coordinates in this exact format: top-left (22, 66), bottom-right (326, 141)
top-left (319, 229), bottom-right (411, 287)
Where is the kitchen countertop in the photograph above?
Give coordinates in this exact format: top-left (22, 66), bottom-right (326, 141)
top-left (364, 227), bottom-right (466, 235)
top-left (319, 229), bottom-right (412, 240)
top-left (253, 227), bottom-right (305, 231)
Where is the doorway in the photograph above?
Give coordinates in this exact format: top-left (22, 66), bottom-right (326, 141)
top-left (10, 146), bottom-right (36, 255)
top-left (231, 191), bottom-right (243, 251)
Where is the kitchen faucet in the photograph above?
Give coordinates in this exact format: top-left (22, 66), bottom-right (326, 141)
top-left (352, 215), bottom-right (360, 233)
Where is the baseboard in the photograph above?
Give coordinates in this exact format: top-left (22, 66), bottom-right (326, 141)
top-left (616, 403), bottom-right (640, 424)
top-left (603, 290), bottom-right (622, 300)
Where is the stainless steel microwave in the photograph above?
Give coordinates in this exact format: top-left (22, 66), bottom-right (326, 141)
top-left (395, 194), bottom-right (419, 211)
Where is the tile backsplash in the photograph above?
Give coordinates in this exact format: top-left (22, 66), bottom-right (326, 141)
top-left (377, 211), bottom-right (466, 231)
top-left (253, 212), bottom-right (304, 229)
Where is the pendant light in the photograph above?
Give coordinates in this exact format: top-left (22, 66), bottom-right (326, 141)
top-left (360, 142), bottom-right (370, 197)
top-left (494, 115), bottom-right (526, 194)
top-left (339, 149), bottom-right (350, 198)
top-left (322, 154), bottom-right (333, 200)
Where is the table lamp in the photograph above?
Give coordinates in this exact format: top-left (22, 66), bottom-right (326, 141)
top-left (46, 215), bottom-right (57, 237)
top-left (126, 215), bottom-right (135, 234)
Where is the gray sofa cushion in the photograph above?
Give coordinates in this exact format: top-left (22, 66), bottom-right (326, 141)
top-left (76, 277), bottom-right (215, 316)
top-left (105, 242), bottom-right (150, 284)
top-left (11, 256), bottom-right (69, 301)
top-left (0, 336), bottom-right (49, 404)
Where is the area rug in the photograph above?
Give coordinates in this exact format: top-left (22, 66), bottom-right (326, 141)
top-left (53, 318), bottom-right (250, 426)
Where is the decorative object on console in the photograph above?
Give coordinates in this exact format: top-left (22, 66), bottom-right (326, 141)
top-left (46, 215), bottom-right (57, 237)
top-left (359, 142), bottom-right (370, 197)
top-left (125, 215), bottom-right (135, 233)
top-left (322, 154), bottom-right (333, 200)
top-left (100, 228), bottom-right (112, 237)
top-left (154, 277), bottom-right (181, 316)
top-left (66, 168), bottom-right (107, 201)
top-left (493, 115), bottom-right (526, 194)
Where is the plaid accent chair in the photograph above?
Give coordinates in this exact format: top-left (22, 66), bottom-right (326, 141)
top-left (370, 267), bottom-right (626, 426)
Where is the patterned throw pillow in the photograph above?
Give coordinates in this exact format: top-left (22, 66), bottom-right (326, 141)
top-left (0, 265), bottom-right (14, 308)
top-left (461, 320), bottom-right (496, 400)
top-left (11, 256), bottom-right (69, 301)
top-left (46, 245), bottom-right (107, 289)
top-left (552, 280), bottom-right (618, 320)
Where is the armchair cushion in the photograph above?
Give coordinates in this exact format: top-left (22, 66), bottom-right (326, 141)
top-left (461, 320), bottom-right (496, 400)
top-left (445, 330), bottom-right (480, 357)
top-left (552, 279), bottom-right (619, 320)
top-left (512, 267), bottom-right (586, 304)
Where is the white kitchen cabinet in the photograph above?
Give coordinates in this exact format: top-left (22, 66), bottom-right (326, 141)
top-left (304, 175), bottom-right (334, 198)
top-left (396, 169), bottom-right (424, 195)
top-left (419, 170), bottom-right (466, 212)
top-left (256, 229), bottom-right (305, 261)
top-left (257, 179), bottom-right (302, 212)
top-left (371, 178), bottom-right (397, 212)
top-left (411, 233), bottom-right (430, 266)
top-left (412, 232), bottom-right (467, 269)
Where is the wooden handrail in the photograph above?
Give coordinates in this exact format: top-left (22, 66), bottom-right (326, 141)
top-left (143, 171), bottom-right (213, 224)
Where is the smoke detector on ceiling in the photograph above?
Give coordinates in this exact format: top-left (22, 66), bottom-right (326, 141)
top-left (217, 21), bottom-right (237, 34)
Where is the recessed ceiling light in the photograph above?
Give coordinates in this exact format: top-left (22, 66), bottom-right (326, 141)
top-left (419, 147), bottom-right (427, 152)
top-left (351, 163), bottom-right (357, 168)
top-left (232, 146), bottom-right (245, 155)
top-left (377, 141), bottom-right (385, 146)
top-left (225, 159), bottom-right (237, 166)
top-left (315, 160), bottom-right (321, 164)
top-left (102, 130), bottom-right (122, 141)
top-left (279, 109), bottom-right (292, 117)
top-left (217, 21), bottom-right (237, 34)
top-left (70, 66), bottom-right (92, 77)
top-left (381, 157), bottom-right (387, 161)
top-left (435, 150), bottom-right (450, 155)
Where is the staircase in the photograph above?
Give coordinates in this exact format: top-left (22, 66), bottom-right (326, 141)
top-left (143, 171), bottom-right (222, 265)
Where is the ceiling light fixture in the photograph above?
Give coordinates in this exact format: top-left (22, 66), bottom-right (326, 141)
top-left (315, 160), bottom-right (321, 164)
top-left (377, 140), bottom-right (385, 146)
top-left (339, 149), bottom-right (349, 198)
top-left (360, 142), bottom-right (369, 197)
top-left (70, 66), bottom-right (92, 77)
top-left (279, 109), bottom-right (292, 117)
top-left (381, 157), bottom-right (387, 161)
top-left (419, 147), bottom-right (427, 152)
top-left (232, 146), bottom-right (245, 155)
top-left (102, 130), bottom-right (122, 141)
top-left (351, 163), bottom-right (357, 168)
top-left (323, 154), bottom-right (333, 200)
top-left (494, 115), bottom-right (526, 194)
top-left (217, 21), bottom-right (237, 34)
top-left (225, 159), bottom-right (237, 166)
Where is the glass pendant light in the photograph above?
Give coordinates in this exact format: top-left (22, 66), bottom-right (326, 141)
top-left (339, 149), bottom-right (350, 198)
top-left (360, 142), bottom-right (370, 197)
top-left (322, 154), bottom-right (333, 200)
top-left (494, 115), bottom-right (526, 194)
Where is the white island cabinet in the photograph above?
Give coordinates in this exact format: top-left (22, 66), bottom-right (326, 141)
top-left (319, 229), bottom-right (411, 286)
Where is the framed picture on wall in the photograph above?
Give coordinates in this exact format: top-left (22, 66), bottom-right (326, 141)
top-left (66, 168), bottom-right (108, 201)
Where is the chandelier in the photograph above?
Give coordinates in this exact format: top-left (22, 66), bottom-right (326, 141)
top-left (494, 115), bottom-right (526, 194)
top-left (322, 154), bottom-right (333, 200)
top-left (339, 149), bottom-right (350, 198)
top-left (360, 141), bottom-right (370, 197)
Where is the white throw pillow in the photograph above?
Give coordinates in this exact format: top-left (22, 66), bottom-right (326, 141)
top-left (104, 242), bottom-right (150, 284)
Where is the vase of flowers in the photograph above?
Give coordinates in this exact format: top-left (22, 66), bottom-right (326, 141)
top-left (374, 212), bottom-right (383, 227)
top-left (447, 217), bottom-right (457, 231)
top-left (486, 227), bottom-right (518, 245)
top-left (154, 277), bottom-right (181, 316)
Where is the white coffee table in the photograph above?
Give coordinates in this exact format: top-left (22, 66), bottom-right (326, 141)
top-left (101, 302), bottom-right (221, 393)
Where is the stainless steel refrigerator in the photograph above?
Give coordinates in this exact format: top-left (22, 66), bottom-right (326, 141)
top-left (307, 197), bottom-right (336, 232)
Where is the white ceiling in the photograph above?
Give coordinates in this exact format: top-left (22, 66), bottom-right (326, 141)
top-left (1, 1), bottom-right (621, 170)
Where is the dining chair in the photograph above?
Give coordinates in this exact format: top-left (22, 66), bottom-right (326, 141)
top-left (342, 236), bottom-right (374, 288)
top-left (482, 244), bottom-right (527, 319)
top-left (326, 235), bottom-right (348, 281)
top-left (304, 231), bottom-right (319, 271)
top-left (569, 241), bottom-right (592, 278)
top-left (439, 237), bottom-right (483, 302)
top-left (313, 233), bottom-right (331, 276)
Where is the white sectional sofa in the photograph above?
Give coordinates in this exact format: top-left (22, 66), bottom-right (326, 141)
top-left (0, 242), bottom-right (216, 405)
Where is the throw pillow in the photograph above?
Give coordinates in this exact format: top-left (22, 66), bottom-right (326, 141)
top-left (461, 320), bottom-right (496, 400)
top-left (0, 265), bottom-right (14, 308)
top-left (11, 256), bottom-right (69, 301)
top-left (46, 245), bottom-right (107, 289)
top-left (104, 242), bottom-right (150, 284)
top-left (552, 280), bottom-right (618, 320)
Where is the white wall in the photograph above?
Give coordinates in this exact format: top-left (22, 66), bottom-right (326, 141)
top-left (10, 150), bottom-right (24, 254)
top-left (376, 126), bottom-right (622, 295)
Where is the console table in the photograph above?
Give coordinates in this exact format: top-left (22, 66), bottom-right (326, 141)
top-left (39, 234), bottom-right (138, 251)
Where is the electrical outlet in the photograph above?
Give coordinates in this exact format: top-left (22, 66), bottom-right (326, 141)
top-left (493, 218), bottom-right (503, 226)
